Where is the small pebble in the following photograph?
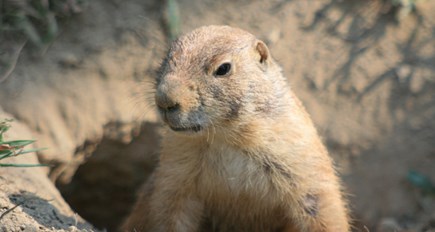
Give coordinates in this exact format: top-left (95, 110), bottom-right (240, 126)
top-left (395, 65), bottom-right (412, 83)
top-left (267, 28), bottom-right (281, 45)
top-left (59, 53), bottom-right (80, 68)
top-left (377, 217), bottom-right (402, 232)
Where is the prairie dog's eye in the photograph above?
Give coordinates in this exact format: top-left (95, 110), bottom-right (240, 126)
top-left (214, 63), bottom-right (232, 76)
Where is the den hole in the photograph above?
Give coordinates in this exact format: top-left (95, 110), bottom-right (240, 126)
top-left (56, 122), bottom-right (161, 231)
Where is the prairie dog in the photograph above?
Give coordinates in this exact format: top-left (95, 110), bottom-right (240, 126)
top-left (122, 25), bottom-right (349, 232)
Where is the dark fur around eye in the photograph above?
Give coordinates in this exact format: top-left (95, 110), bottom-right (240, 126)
top-left (214, 63), bottom-right (232, 76)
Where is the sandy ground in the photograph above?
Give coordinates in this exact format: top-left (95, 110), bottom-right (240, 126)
top-left (0, 0), bottom-right (434, 231)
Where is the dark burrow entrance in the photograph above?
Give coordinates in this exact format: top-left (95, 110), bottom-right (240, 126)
top-left (56, 122), bottom-right (161, 231)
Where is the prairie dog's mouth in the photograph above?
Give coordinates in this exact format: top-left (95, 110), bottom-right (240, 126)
top-left (169, 125), bottom-right (202, 133)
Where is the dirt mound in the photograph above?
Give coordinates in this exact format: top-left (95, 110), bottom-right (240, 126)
top-left (0, 109), bottom-right (95, 231)
top-left (0, 0), bottom-right (434, 231)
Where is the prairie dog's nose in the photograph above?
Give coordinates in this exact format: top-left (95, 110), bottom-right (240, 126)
top-left (155, 90), bottom-right (180, 113)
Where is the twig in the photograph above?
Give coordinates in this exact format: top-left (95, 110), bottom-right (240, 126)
top-left (0, 202), bottom-right (23, 221)
top-left (0, 40), bottom-right (27, 84)
top-left (363, 225), bottom-right (370, 232)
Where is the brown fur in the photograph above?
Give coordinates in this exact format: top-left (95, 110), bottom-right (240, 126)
top-left (122, 25), bottom-right (349, 232)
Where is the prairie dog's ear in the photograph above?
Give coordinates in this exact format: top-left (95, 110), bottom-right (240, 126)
top-left (255, 40), bottom-right (270, 64)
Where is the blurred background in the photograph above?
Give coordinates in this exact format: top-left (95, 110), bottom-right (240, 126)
top-left (0, 0), bottom-right (434, 231)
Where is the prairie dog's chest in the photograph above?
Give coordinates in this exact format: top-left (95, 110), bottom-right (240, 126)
top-left (198, 145), bottom-right (273, 200)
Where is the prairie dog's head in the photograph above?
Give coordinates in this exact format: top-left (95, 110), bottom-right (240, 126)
top-left (155, 25), bottom-right (284, 135)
